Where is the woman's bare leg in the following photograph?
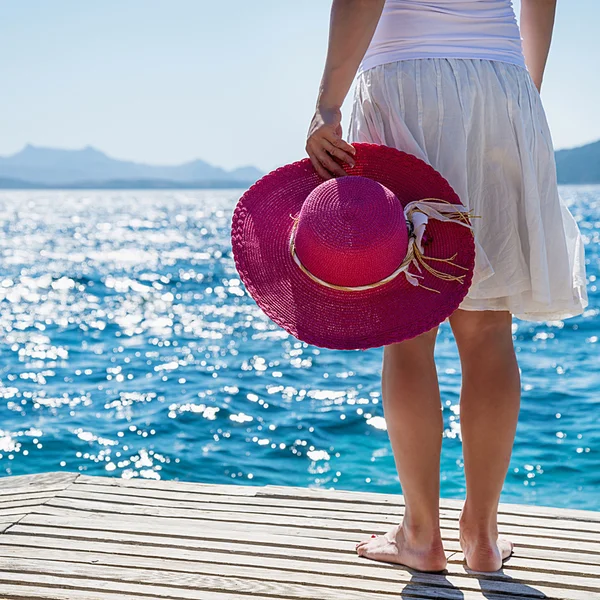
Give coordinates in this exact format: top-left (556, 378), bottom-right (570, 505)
top-left (448, 308), bottom-right (520, 571)
top-left (355, 325), bottom-right (447, 572)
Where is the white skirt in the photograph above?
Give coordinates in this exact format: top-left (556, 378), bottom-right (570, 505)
top-left (347, 58), bottom-right (589, 322)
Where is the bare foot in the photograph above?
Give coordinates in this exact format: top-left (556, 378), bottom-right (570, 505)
top-left (459, 525), bottom-right (514, 572)
top-left (355, 523), bottom-right (447, 572)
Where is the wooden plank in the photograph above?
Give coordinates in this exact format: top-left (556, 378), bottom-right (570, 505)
top-left (75, 474), bottom-right (259, 496)
top-left (0, 473), bottom-right (79, 523)
top-left (0, 519), bottom-right (21, 527)
top-left (0, 516), bottom-right (27, 526)
top-left (0, 570), bottom-right (544, 600)
top-left (36, 497), bottom-right (600, 551)
top-left (0, 569), bottom-right (398, 600)
top-left (0, 583), bottom-right (144, 600)
top-left (0, 487), bottom-right (66, 500)
top-left (0, 555), bottom-right (587, 600)
top-left (258, 484), bottom-right (600, 523)
top-left (0, 517), bottom-right (28, 535)
top-left (59, 483), bottom-right (600, 536)
top-left (0, 508), bottom-right (36, 520)
top-left (0, 532), bottom-right (597, 594)
top-left (14, 511), bottom-right (600, 572)
top-left (0, 476), bottom-right (77, 536)
top-left (0, 472), bottom-right (79, 490)
top-left (0, 583), bottom-right (282, 600)
top-left (10, 521), bottom-right (600, 574)
top-left (0, 497), bottom-right (59, 513)
top-left (72, 476), bottom-right (600, 523)
top-left (73, 476), bottom-right (600, 521)
top-left (0, 473), bottom-right (78, 539)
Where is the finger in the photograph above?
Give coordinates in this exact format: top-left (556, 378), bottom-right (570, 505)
top-left (326, 132), bottom-right (357, 157)
top-left (307, 140), bottom-right (340, 178)
top-left (322, 138), bottom-right (355, 167)
top-left (306, 145), bottom-right (333, 180)
top-left (314, 147), bottom-right (348, 177)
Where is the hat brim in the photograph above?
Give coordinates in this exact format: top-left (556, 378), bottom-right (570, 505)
top-left (231, 143), bottom-right (475, 350)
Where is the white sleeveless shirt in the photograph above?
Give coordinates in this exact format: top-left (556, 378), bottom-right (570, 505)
top-left (358, 0), bottom-right (525, 74)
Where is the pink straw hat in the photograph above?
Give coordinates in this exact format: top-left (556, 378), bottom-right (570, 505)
top-left (231, 143), bottom-right (478, 351)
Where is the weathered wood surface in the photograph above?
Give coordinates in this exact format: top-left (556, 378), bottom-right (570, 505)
top-left (0, 472), bottom-right (597, 599)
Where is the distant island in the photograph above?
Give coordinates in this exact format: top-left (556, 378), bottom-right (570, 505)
top-left (0, 139), bottom-right (598, 189)
top-left (0, 145), bottom-right (264, 189)
top-left (555, 139), bottom-right (600, 184)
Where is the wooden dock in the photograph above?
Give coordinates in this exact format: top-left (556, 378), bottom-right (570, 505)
top-left (0, 472), bottom-right (597, 599)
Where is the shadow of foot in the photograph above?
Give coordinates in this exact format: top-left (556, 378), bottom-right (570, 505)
top-left (468, 567), bottom-right (549, 600)
top-left (399, 568), bottom-right (465, 599)
top-left (394, 558), bottom-right (550, 599)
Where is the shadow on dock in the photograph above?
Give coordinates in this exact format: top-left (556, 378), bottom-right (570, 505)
top-left (471, 568), bottom-right (549, 599)
top-left (397, 563), bottom-right (549, 599)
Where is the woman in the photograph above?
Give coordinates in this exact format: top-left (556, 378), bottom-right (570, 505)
top-left (305, 0), bottom-right (588, 573)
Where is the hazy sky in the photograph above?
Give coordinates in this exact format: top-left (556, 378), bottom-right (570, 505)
top-left (1, 0), bottom-right (598, 173)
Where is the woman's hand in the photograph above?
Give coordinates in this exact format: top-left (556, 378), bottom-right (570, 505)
top-left (305, 0), bottom-right (385, 179)
top-left (306, 105), bottom-right (356, 180)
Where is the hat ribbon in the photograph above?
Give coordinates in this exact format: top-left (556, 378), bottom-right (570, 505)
top-left (289, 198), bottom-right (480, 294)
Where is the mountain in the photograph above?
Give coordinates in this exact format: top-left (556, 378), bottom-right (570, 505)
top-left (1, 139), bottom-right (598, 189)
top-left (555, 139), bottom-right (600, 184)
top-left (0, 145), bottom-right (263, 188)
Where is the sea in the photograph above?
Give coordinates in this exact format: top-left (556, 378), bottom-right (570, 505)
top-left (0, 187), bottom-right (597, 511)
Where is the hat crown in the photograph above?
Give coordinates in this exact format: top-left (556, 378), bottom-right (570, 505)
top-left (293, 176), bottom-right (408, 287)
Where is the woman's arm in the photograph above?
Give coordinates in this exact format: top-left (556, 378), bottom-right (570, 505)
top-left (520, 0), bottom-right (558, 92)
top-left (306, 0), bottom-right (385, 179)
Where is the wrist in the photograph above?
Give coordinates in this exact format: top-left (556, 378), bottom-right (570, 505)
top-left (316, 96), bottom-right (342, 112)
top-left (316, 76), bottom-right (345, 111)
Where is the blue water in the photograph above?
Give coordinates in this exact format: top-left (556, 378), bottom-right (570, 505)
top-left (0, 188), bottom-right (597, 510)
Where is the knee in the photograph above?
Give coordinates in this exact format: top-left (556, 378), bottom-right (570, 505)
top-left (383, 326), bottom-right (438, 366)
top-left (449, 309), bottom-right (513, 351)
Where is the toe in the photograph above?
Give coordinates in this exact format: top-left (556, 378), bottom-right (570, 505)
top-left (355, 535), bottom-right (377, 548)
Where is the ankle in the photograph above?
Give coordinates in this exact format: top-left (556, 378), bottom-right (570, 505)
top-left (402, 511), bottom-right (442, 545)
top-left (459, 502), bottom-right (499, 540)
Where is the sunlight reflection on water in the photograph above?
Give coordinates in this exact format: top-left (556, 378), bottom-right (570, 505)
top-left (0, 188), bottom-right (597, 509)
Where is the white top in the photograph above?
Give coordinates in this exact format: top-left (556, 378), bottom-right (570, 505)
top-left (358, 0), bottom-right (526, 74)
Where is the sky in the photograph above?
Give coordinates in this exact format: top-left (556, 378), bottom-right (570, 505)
top-left (1, 0), bottom-right (598, 173)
